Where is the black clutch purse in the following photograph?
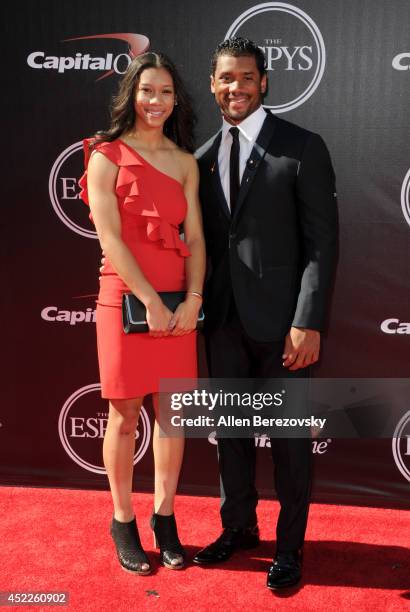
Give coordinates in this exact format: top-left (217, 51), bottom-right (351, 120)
top-left (122, 291), bottom-right (205, 333)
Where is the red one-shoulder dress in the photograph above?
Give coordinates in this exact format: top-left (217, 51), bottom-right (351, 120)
top-left (79, 138), bottom-right (197, 399)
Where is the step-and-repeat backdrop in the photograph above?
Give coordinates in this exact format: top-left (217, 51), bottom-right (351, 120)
top-left (2, 0), bottom-right (409, 508)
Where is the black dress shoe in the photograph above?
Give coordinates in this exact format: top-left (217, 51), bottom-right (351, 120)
top-left (267, 551), bottom-right (302, 590)
top-left (193, 526), bottom-right (260, 565)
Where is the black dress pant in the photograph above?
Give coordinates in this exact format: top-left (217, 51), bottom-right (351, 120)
top-left (205, 300), bottom-right (312, 553)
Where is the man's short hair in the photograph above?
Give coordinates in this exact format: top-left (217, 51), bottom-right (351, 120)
top-left (211, 37), bottom-right (267, 77)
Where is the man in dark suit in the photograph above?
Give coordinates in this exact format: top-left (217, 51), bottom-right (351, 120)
top-left (192, 37), bottom-right (338, 589)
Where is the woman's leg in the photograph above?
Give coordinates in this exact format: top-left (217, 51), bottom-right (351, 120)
top-left (152, 393), bottom-right (185, 515)
top-left (103, 397), bottom-right (152, 574)
top-left (151, 392), bottom-right (185, 568)
top-left (103, 397), bottom-right (143, 522)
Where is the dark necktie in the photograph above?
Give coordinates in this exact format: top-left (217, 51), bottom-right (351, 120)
top-left (229, 126), bottom-right (240, 215)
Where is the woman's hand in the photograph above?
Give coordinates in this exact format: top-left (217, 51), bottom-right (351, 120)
top-left (145, 298), bottom-right (174, 338)
top-left (169, 295), bottom-right (202, 336)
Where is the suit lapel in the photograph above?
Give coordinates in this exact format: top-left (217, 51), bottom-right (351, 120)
top-left (200, 131), bottom-right (231, 221)
top-left (232, 112), bottom-right (277, 222)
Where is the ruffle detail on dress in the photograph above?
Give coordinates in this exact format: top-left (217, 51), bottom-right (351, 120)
top-left (140, 203), bottom-right (190, 257)
top-left (116, 166), bottom-right (141, 205)
top-left (78, 138), bottom-right (190, 257)
top-left (115, 157), bottom-right (189, 256)
top-left (79, 138), bottom-right (143, 217)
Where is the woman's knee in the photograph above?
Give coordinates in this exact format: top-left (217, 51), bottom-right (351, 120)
top-left (108, 399), bottom-right (141, 435)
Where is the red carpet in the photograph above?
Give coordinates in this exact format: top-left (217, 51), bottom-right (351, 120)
top-left (0, 486), bottom-right (408, 611)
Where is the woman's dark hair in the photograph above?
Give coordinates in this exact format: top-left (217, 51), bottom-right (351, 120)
top-left (211, 37), bottom-right (266, 77)
top-left (94, 51), bottom-right (196, 152)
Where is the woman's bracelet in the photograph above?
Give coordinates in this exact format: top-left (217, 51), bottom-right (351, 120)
top-left (187, 291), bottom-right (203, 300)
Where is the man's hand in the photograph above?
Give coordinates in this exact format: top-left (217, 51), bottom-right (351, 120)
top-left (282, 327), bottom-right (320, 370)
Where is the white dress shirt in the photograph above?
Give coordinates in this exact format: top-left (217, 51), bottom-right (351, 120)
top-left (218, 105), bottom-right (267, 211)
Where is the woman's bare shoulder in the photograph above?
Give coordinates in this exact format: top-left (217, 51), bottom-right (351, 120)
top-left (174, 148), bottom-right (198, 171)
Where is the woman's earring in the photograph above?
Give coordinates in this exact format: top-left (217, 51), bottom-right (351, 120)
top-left (174, 99), bottom-right (178, 106)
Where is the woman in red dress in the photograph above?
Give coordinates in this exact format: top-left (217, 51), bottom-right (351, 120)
top-left (80, 52), bottom-right (205, 574)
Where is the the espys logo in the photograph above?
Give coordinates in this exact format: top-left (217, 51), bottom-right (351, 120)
top-left (27, 33), bottom-right (149, 81)
top-left (49, 141), bottom-right (96, 238)
top-left (392, 410), bottom-right (410, 482)
top-left (401, 168), bottom-right (410, 228)
top-left (226, 2), bottom-right (325, 113)
top-left (58, 384), bottom-right (151, 474)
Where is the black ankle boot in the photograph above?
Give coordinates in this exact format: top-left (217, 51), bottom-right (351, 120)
top-left (150, 512), bottom-right (186, 570)
top-left (110, 517), bottom-right (151, 575)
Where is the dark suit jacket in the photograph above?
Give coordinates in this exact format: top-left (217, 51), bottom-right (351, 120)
top-left (196, 112), bottom-right (338, 342)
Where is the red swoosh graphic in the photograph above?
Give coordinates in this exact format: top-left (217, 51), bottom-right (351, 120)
top-left (63, 33), bottom-right (150, 81)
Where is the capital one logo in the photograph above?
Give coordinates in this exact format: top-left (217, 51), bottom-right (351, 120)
top-left (49, 141), bottom-right (97, 238)
top-left (380, 318), bottom-right (410, 335)
top-left (41, 294), bottom-right (97, 326)
top-left (58, 384), bottom-right (151, 474)
top-left (27, 33), bottom-right (149, 81)
top-left (208, 431), bottom-right (331, 453)
top-left (392, 53), bottom-right (410, 71)
top-left (226, 2), bottom-right (326, 113)
top-left (401, 168), bottom-right (410, 228)
top-left (392, 410), bottom-right (410, 482)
